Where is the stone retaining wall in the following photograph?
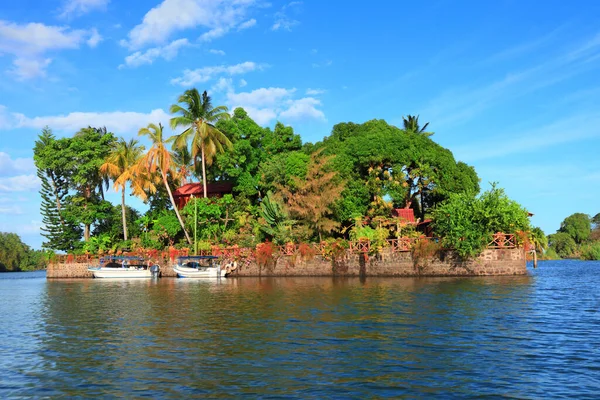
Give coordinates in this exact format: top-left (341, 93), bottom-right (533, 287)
top-left (47, 248), bottom-right (526, 278)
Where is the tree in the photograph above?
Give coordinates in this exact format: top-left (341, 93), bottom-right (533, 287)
top-left (319, 119), bottom-right (478, 224)
top-left (559, 213), bottom-right (591, 244)
top-left (529, 227), bottom-right (548, 253)
top-left (277, 151), bottom-right (345, 241)
top-left (402, 115), bottom-right (433, 136)
top-left (100, 138), bottom-right (151, 241)
top-left (33, 128), bottom-right (82, 250)
top-left (169, 89), bottom-right (232, 198)
top-left (432, 184), bottom-right (531, 258)
top-left (139, 122), bottom-right (192, 244)
top-left (548, 232), bottom-right (577, 258)
top-left (0, 232), bottom-right (45, 272)
top-left (66, 127), bottom-right (116, 241)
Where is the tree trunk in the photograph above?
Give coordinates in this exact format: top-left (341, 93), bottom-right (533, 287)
top-left (162, 170), bottom-right (192, 244)
top-left (121, 187), bottom-right (128, 241)
top-left (201, 144), bottom-right (208, 198)
top-left (84, 224), bottom-right (90, 241)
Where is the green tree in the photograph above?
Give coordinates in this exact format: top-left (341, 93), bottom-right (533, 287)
top-left (559, 213), bottom-right (591, 244)
top-left (548, 232), bottom-right (577, 258)
top-left (169, 89), bottom-right (232, 198)
top-left (33, 128), bottom-right (82, 250)
top-left (319, 119), bottom-right (478, 224)
top-left (529, 226), bottom-right (548, 254)
top-left (0, 232), bottom-right (45, 272)
top-left (432, 184), bottom-right (530, 258)
top-left (66, 127), bottom-right (116, 241)
top-left (100, 138), bottom-right (150, 241)
top-left (402, 115), bottom-right (433, 136)
top-left (139, 122), bottom-right (192, 244)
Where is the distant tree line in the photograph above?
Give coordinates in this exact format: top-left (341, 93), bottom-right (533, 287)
top-left (0, 232), bottom-right (46, 272)
top-left (546, 213), bottom-right (600, 260)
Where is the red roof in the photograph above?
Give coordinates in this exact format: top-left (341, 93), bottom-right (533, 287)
top-left (173, 182), bottom-right (234, 197)
top-left (392, 208), bottom-right (415, 223)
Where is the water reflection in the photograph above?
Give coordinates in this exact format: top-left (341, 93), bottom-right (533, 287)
top-left (2, 264), bottom-right (599, 397)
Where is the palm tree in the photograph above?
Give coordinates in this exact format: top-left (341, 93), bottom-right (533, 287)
top-left (169, 89), bottom-right (232, 198)
top-left (138, 122), bottom-right (192, 245)
top-left (100, 138), bottom-right (151, 241)
top-left (402, 115), bottom-right (433, 137)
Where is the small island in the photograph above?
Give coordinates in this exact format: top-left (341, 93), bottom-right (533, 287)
top-left (24, 88), bottom-right (547, 277)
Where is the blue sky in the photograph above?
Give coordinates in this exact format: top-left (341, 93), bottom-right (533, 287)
top-left (1, 0), bottom-right (600, 249)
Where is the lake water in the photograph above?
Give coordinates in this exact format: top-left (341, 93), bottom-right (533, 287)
top-left (1, 261), bottom-right (599, 398)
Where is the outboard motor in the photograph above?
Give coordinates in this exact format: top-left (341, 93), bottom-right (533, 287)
top-left (150, 264), bottom-right (160, 279)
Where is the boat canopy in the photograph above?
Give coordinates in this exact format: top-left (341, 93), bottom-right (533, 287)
top-left (176, 255), bottom-right (218, 261)
top-left (100, 255), bottom-right (145, 263)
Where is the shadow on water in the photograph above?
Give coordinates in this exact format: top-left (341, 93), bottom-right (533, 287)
top-left (2, 263), bottom-right (600, 398)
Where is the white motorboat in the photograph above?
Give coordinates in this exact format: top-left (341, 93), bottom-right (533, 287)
top-left (173, 256), bottom-right (227, 278)
top-left (88, 256), bottom-right (160, 278)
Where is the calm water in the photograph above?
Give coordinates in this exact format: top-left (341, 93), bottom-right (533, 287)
top-left (1, 261), bottom-right (599, 398)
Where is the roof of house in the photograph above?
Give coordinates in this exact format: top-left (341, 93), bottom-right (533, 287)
top-left (172, 182), bottom-right (234, 197)
top-left (392, 208), bottom-right (416, 223)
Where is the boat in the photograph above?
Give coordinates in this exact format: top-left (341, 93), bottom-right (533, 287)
top-left (172, 255), bottom-right (227, 278)
top-left (88, 255), bottom-right (160, 279)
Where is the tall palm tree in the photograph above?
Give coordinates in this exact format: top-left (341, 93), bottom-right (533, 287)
top-left (402, 115), bottom-right (433, 137)
top-left (138, 122), bottom-right (192, 245)
top-left (169, 89), bottom-right (232, 198)
top-left (100, 138), bottom-right (155, 241)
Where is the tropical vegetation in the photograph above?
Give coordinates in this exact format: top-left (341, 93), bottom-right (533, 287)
top-left (31, 88), bottom-right (533, 258)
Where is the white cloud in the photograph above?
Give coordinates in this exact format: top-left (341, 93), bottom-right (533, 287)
top-left (9, 58), bottom-right (52, 80)
top-left (121, 38), bottom-right (191, 68)
top-left (0, 174), bottom-right (41, 192)
top-left (279, 97), bottom-right (325, 121)
top-left (171, 61), bottom-right (266, 86)
top-left (0, 20), bottom-right (100, 79)
top-left (209, 49), bottom-right (226, 56)
top-left (453, 111), bottom-right (600, 162)
top-left (211, 77), bottom-right (234, 93)
top-left (14, 108), bottom-right (171, 135)
top-left (123, 0), bottom-right (260, 50)
top-left (305, 88), bottom-right (325, 95)
top-left (226, 87), bottom-right (325, 125)
top-left (87, 28), bottom-right (103, 47)
top-left (0, 205), bottom-right (24, 215)
top-left (200, 26), bottom-right (228, 42)
top-left (59, 0), bottom-right (109, 18)
top-left (0, 152), bottom-right (35, 177)
top-left (239, 78), bottom-right (247, 87)
top-left (228, 87), bottom-right (295, 108)
top-left (272, 1), bottom-right (301, 31)
top-left (238, 19), bottom-right (256, 31)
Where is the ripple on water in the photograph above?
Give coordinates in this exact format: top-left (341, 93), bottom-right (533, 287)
top-left (1, 262), bottom-right (600, 398)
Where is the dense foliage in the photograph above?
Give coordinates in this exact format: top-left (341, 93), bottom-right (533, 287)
top-left (32, 87), bottom-right (535, 260)
top-left (432, 185), bottom-right (531, 258)
top-left (546, 212), bottom-right (600, 260)
top-left (0, 232), bottom-right (46, 272)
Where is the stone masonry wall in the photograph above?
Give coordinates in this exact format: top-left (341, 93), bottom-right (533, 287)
top-left (47, 248), bottom-right (526, 278)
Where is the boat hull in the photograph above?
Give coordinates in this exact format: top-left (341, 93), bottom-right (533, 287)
top-left (88, 267), bottom-right (152, 279)
top-left (173, 265), bottom-right (227, 278)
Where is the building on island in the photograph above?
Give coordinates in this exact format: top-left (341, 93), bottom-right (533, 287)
top-left (172, 182), bottom-right (234, 209)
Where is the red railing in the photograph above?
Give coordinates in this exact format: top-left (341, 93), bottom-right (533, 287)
top-left (50, 235), bottom-right (516, 264)
top-left (487, 233), bottom-right (516, 248)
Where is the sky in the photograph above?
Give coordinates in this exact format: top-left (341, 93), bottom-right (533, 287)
top-left (1, 0), bottom-right (600, 249)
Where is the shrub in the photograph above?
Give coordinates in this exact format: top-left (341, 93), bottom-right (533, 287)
top-left (256, 241), bottom-right (276, 267)
top-left (432, 184), bottom-right (530, 258)
top-left (580, 242), bottom-right (600, 260)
